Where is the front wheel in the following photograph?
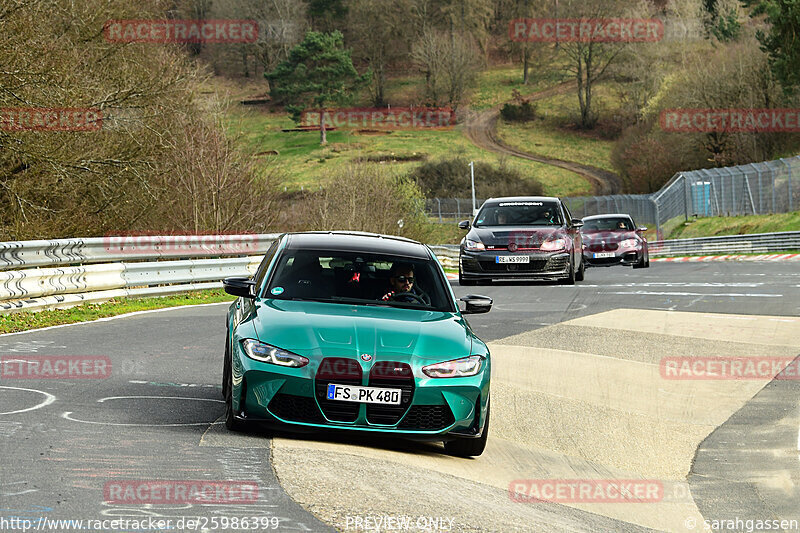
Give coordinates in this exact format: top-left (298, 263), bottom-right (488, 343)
top-left (559, 261), bottom-right (576, 285)
top-left (444, 402), bottom-right (490, 457)
top-left (575, 257), bottom-right (585, 281)
top-left (224, 368), bottom-right (246, 432)
top-left (632, 254), bottom-right (646, 269)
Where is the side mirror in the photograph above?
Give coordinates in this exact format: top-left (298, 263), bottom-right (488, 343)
top-left (571, 219), bottom-right (584, 229)
top-left (636, 226), bottom-right (648, 232)
top-left (223, 277), bottom-right (256, 299)
top-left (458, 220), bottom-right (471, 230)
top-left (459, 294), bottom-right (492, 314)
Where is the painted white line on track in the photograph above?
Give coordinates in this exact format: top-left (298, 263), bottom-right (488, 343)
top-left (0, 386), bottom-right (56, 415)
top-left (604, 291), bottom-right (782, 298)
top-left (0, 301), bottom-right (232, 338)
top-left (61, 411), bottom-right (224, 427)
top-left (97, 395), bottom-right (224, 403)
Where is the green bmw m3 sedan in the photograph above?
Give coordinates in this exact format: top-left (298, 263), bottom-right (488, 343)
top-left (222, 231), bottom-right (493, 457)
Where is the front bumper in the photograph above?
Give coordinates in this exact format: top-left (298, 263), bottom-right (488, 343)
top-left (230, 349), bottom-right (490, 438)
top-left (583, 248), bottom-right (641, 267)
top-left (459, 249), bottom-right (570, 280)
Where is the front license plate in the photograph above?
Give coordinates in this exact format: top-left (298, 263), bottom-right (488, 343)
top-left (593, 252), bottom-right (615, 258)
top-left (496, 255), bottom-right (530, 264)
top-left (326, 384), bottom-right (401, 405)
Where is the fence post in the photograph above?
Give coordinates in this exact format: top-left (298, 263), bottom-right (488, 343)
top-left (436, 198), bottom-right (442, 223)
top-left (683, 174), bottom-right (689, 221)
top-left (750, 164), bottom-right (762, 214)
top-left (781, 158), bottom-right (793, 212)
top-left (653, 197), bottom-right (661, 239)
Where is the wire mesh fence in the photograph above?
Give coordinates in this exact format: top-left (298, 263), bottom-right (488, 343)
top-left (425, 155), bottom-right (800, 236)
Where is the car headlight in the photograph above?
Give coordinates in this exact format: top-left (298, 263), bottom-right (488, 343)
top-left (465, 239), bottom-right (485, 251)
top-left (422, 355), bottom-right (484, 378)
top-left (619, 239), bottom-right (640, 248)
top-left (540, 238), bottom-right (566, 251)
top-left (241, 339), bottom-right (309, 368)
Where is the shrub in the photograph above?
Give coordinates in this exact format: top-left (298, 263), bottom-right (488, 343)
top-left (302, 162), bottom-right (433, 242)
top-left (500, 101), bottom-right (537, 122)
top-left (409, 157), bottom-right (543, 199)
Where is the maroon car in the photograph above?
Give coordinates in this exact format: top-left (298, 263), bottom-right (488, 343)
top-left (580, 214), bottom-right (649, 269)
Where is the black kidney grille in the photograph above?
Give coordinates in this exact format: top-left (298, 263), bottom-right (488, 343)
top-left (366, 362), bottom-right (414, 425)
top-left (315, 357), bottom-right (362, 422)
top-left (268, 393), bottom-right (325, 423)
top-left (398, 405), bottom-right (455, 431)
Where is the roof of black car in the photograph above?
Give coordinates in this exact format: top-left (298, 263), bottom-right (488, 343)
top-left (284, 231), bottom-right (430, 259)
top-left (482, 196), bottom-right (561, 206)
top-left (581, 213), bottom-right (633, 220)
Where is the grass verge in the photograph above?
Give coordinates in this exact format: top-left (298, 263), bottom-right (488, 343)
top-left (668, 211), bottom-right (800, 239)
top-left (0, 290), bottom-right (234, 335)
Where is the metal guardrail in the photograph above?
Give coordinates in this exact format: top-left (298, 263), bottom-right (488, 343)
top-left (1, 231), bottom-right (795, 315)
top-left (429, 233), bottom-right (800, 261)
top-left (0, 234), bottom-right (280, 271)
top-left (0, 234), bottom-right (277, 314)
top-left (648, 231), bottom-right (800, 256)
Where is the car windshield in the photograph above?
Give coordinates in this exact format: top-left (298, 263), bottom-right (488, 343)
top-left (582, 217), bottom-right (634, 231)
top-left (474, 200), bottom-right (563, 227)
top-left (263, 249), bottom-right (453, 312)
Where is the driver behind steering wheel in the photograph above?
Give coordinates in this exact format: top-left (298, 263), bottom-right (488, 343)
top-left (380, 263), bottom-right (431, 305)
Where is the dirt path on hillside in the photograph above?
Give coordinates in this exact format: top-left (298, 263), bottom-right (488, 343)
top-left (464, 80), bottom-right (623, 195)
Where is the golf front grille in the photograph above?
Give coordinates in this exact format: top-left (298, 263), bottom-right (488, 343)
top-left (315, 357), bottom-right (361, 422)
top-left (366, 361), bottom-right (414, 425)
top-left (480, 259), bottom-right (548, 272)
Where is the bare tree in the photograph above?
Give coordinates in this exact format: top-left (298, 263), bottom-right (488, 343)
top-left (412, 29), bottom-right (480, 111)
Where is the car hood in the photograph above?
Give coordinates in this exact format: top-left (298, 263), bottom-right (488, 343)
top-left (467, 225), bottom-right (564, 247)
top-left (249, 299), bottom-right (476, 364)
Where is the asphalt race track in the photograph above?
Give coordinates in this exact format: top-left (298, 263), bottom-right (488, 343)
top-left (1, 261), bottom-right (798, 532)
